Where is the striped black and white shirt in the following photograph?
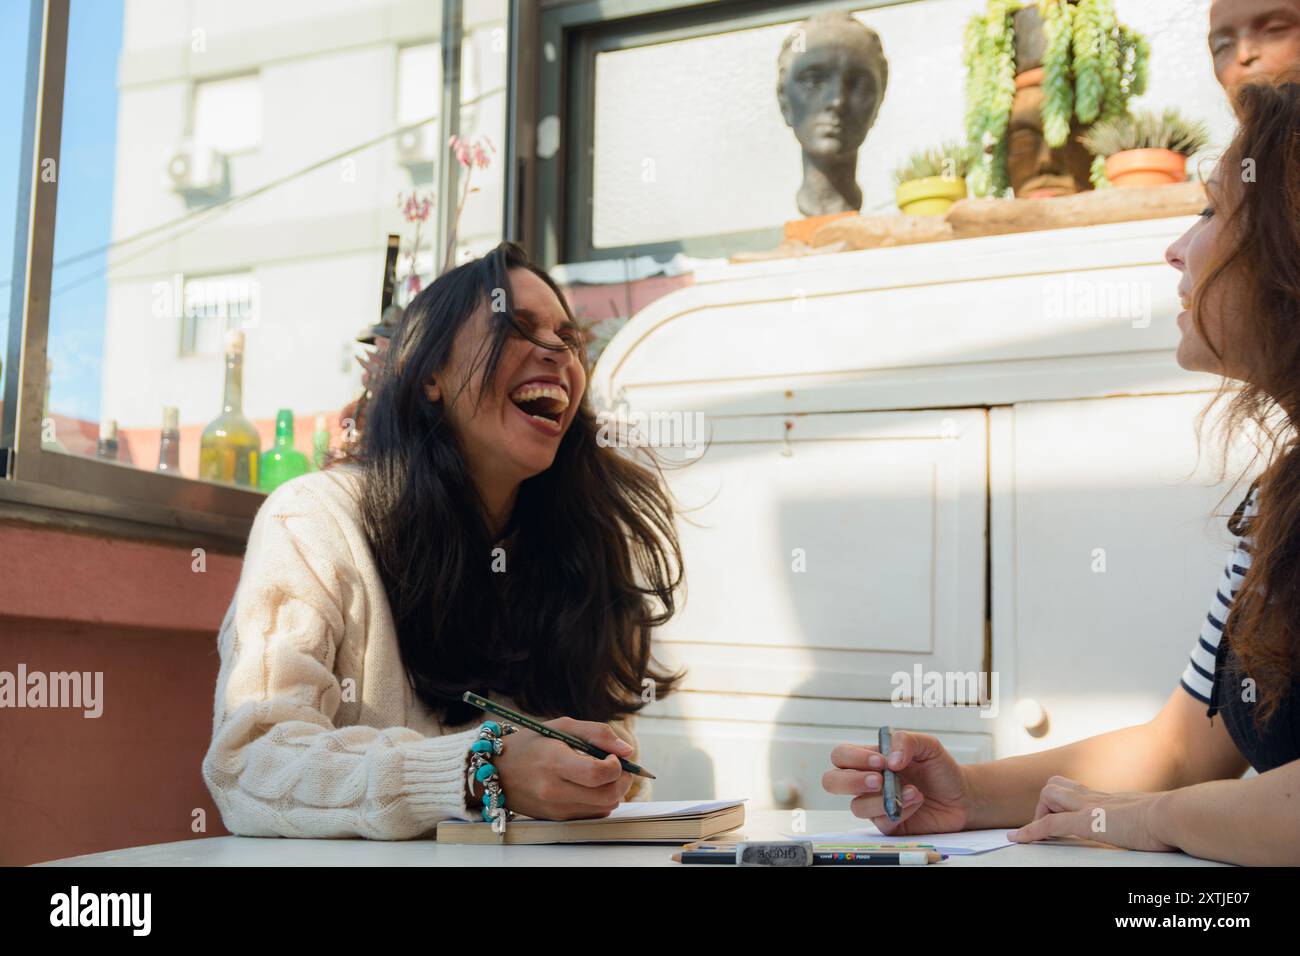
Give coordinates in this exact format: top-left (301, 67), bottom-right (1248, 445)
top-left (1180, 488), bottom-right (1259, 705)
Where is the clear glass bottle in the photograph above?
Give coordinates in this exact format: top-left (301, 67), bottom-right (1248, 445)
top-left (96, 418), bottom-right (119, 461)
top-left (157, 405), bottom-right (181, 474)
top-left (199, 330), bottom-right (260, 487)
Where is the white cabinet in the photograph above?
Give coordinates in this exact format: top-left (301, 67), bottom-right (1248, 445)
top-left (637, 708), bottom-right (993, 810)
top-left (656, 409), bottom-right (987, 702)
top-left (632, 694), bottom-right (993, 809)
top-left (629, 407), bottom-right (992, 807)
top-left (593, 217), bottom-right (1237, 807)
top-left (995, 393), bottom-right (1246, 753)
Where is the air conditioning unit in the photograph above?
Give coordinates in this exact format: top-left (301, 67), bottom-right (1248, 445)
top-left (167, 144), bottom-right (229, 202)
top-left (396, 126), bottom-right (434, 183)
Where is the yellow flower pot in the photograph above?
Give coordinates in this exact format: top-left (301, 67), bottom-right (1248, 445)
top-left (896, 176), bottom-right (968, 216)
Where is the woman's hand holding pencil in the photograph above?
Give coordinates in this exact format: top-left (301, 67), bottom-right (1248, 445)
top-left (485, 716), bottom-right (635, 821)
top-left (822, 730), bottom-right (973, 836)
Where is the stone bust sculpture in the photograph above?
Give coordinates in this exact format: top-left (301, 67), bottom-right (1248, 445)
top-left (777, 11), bottom-right (889, 217)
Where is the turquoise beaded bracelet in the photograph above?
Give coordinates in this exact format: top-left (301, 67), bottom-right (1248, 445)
top-left (468, 720), bottom-right (516, 834)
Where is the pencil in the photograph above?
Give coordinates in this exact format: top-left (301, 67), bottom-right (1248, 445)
top-left (673, 845), bottom-right (946, 865)
top-left (460, 691), bottom-right (656, 779)
top-left (880, 725), bottom-right (902, 821)
top-left (811, 849), bottom-right (944, 865)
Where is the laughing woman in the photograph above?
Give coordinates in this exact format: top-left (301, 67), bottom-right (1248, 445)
top-left (202, 242), bottom-right (682, 839)
top-left (822, 79), bottom-right (1300, 865)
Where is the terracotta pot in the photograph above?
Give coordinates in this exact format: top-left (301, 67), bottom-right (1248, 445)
top-left (896, 176), bottom-right (968, 216)
top-left (1104, 148), bottom-right (1188, 187)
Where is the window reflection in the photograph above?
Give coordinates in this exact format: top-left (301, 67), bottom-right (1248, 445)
top-left (38, 0), bottom-right (506, 492)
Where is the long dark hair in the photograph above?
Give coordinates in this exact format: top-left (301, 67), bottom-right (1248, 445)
top-left (1196, 76), bottom-right (1300, 726)
top-left (345, 241), bottom-right (684, 726)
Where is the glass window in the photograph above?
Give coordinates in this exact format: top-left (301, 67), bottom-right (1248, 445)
top-left (20, 0), bottom-right (507, 512)
top-left (447, 0), bottom-right (509, 264)
top-left (192, 74), bottom-right (262, 156)
top-left (396, 42), bottom-right (440, 183)
top-left (179, 272), bottom-right (258, 357)
top-left (570, 3), bottom-right (977, 260)
top-left (543, 1), bottom-right (989, 364)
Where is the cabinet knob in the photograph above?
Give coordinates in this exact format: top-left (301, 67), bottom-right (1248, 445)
top-left (1015, 698), bottom-right (1049, 737)
top-left (772, 779), bottom-right (801, 807)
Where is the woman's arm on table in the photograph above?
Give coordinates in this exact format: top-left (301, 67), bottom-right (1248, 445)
top-left (201, 481), bottom-right (481, 840)
top-left (1147, 758), bottom-right (1300, 865)
top-left (1008, 755), bottom-right (1300, 864)
top-left (826, 687), bottom-right (1249, 839)
top-left (964, 687), bottom-right (1250, 829)
top-left (987, 689), bottom-right (1300, 864)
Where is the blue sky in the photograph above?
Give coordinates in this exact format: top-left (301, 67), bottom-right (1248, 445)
top-left (2, 0), bottom-right (123, 421)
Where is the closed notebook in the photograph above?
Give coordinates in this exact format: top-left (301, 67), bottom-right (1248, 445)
top-left (435, 799), bottom-right (746, 845)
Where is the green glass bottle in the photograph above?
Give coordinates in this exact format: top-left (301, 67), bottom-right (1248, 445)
top-left (199, 330), bottom-right (261, 487)
top-left (259, 409), bottom-right (310, 492)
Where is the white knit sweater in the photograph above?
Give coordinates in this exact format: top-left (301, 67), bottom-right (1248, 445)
top-left (202, 464), bottom-right (641, 840)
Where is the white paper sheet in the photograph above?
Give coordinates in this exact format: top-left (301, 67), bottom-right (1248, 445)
top-left (604, 798), bottom-right (746, 821)
top-left (439, 798), bottom-right (746, 827)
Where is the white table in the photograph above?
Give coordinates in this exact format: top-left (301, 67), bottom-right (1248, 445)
top-left (38, 811), bottom-right (1228, 867)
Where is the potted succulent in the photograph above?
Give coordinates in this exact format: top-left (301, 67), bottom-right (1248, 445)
top-left (893, 142), bottom-right (972, 215)
top-left (963, 0), bottom-right (1149, 197)
top-left (1079, 108), bottom-right (1211, 187)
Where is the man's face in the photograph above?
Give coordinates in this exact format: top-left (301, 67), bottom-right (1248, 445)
top-left (780, 36), bottom-right (882, 160)
top-left (1210, 0), bottom-right (1300, 90)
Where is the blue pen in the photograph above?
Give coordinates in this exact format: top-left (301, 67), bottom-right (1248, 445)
top-left (879, 726), bottom-right (902, 821)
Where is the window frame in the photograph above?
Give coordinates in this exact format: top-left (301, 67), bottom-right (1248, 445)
top-left (177, 271), bottom-right (259, 359)
top-left (0, 0), bottom-right (262, 552)
top-left (529, 0), bottom-right (914, 268)
top-left (0, 0), bottom-right (482, 553)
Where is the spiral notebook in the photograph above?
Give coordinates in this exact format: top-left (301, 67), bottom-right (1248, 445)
top-left (435, 799), bottom-right (746, 845)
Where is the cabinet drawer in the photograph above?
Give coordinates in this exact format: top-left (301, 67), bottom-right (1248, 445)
top-left (635, 713), bottom-right (992, 810)
top-left (657, 409), bottom-right (987, 701)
